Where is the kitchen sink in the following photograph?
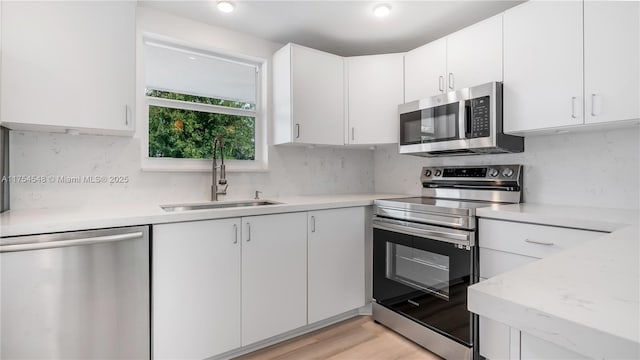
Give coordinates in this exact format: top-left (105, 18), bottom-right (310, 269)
top-left (161, 200), bottom-right (281, 212)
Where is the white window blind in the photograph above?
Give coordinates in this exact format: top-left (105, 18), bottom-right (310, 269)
top-left (144, 41), bottom-right (258, 104)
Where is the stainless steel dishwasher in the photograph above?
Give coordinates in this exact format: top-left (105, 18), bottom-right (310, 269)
top-left (0, 226), bottom-right (150, 359)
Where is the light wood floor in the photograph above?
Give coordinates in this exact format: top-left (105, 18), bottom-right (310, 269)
top-left (235, 316), bottom-right (441, 360)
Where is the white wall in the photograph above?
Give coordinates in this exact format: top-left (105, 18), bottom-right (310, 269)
top-left (8, 7), bottom-right (640, 211)
top-left (375, 127), bottom-right (640, 209)
top-left (8, 7), bottom-right (375, 210)
top-left (10, 131), bottom-right (374, 209)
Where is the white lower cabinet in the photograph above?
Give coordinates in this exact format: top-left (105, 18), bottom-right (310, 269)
top-left (153, 208), bottom-right (366, 359)
top-left (241, 213), bottom-right (308, 345)
top-left (480, 317), bottom-right (511, 360)
top-left (478, 218), bottom-right (607, 360)
top-left (520, 332), bottom-right (588, 360)
top-left (153, 218), bottom-right (242, 359)
top-left (153, 213), bottom-right (307, 358)
top-left (308, 207), bottom-right (365, 323)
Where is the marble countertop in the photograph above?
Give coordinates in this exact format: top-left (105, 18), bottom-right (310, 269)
top-left (0, 193), bottom-right (404, 237)
top-left (476, 203), bottom-right (639, 232)
top-left (470, 204), bottom-right (640, 359)
top-left (5, 196), bottom-right (639, 357)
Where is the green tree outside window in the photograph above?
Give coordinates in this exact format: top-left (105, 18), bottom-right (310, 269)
top-left (147, 90), bottom-right (255, 160)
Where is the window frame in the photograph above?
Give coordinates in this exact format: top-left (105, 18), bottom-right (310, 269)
top-left (138, 36), bottom-right (268, 173)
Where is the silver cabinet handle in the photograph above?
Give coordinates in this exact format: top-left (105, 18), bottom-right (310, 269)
top-left (0, 232), bottom-right (143, 253)
top-left (233, 224), bottom-right (238, 244)
top-left (125, 105), bottom-right (130, 126)
top-left (448, 73), bottom-right (454, 90)
top-left (311, 216), bottom-right (316, 233)
top-left (295, 123), bottom-right (300, 139)
top-left (525, 238), bottom-right (555, 246)
top-left (438, 75), bottom-right (444, 92)
top-left (571, 97), bottom-right (577, 119)
top-left (351, 127), bottom-right (355, 141)
top-left (591, 93), bottom-right (598, 116)
top-left (246, 222), bottom-right (251, 242)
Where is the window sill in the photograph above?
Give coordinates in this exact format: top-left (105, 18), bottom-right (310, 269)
top-left (141, 157), bottom-right (268, 173)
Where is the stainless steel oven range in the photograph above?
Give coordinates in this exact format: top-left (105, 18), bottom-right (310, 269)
top-left (372, 165), bottom-right (523, 360)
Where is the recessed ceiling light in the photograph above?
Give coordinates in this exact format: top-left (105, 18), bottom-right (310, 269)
top-left (188, 56), bottom-right (197, 61)
top-left (217, 1), bottom-right (235, 13)
top-left (373, 4), bottom-right (391, 18)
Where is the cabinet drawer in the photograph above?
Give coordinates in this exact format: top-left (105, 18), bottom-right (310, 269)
top-left (521, 332), bottom-right (588, 359)
top-left (479, 219), bottom-right (605, 259)
top-left (480, 248), bottom-right (537, 278)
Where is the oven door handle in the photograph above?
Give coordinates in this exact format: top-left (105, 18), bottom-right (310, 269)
top-left (373, 217), bottom-right (473, 247)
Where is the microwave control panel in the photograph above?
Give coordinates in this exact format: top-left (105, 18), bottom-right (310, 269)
top-left (468, 96), bottom-right (491, 138)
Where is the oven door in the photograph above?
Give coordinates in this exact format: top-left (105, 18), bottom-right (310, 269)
top-left (373, 217), bottom-right (474, 346)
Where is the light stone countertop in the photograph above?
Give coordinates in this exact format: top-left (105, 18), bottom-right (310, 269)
top-left (476, 203), bottom-right (639, 232)
top-left (470, 203), bottom-right (640, 359)
top-left (4, 196), bottom-right (639, 358)
top-left (0, 193), bottom-right (405, 237)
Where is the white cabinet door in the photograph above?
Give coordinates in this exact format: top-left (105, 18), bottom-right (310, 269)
top-left (273, 43), bottom-right (344, 145)
top-left (241, 212), bottom-right (308, 345)
top-left (404, 38), bottom-right (447, 102)
top-left (584, 1), bottom-right (640, 124)
top-left (0, 1), bottom-right (135, 135)
top-left (503, 1), bottom-right (584, 133)
top-left (480, 317), bottom-right (511, 360)
top-left (153, 218), bottom-right (241, 359)
top-left (447, 14), bottom-right (503, 91)
top-left (520, 332), bottom-right (588, 360)
top-left (308, 207), bottom-right (365, 323)
top-left (347, 54), bottom-right (404, 144)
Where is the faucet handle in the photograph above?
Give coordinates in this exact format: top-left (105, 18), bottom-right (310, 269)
top-left (217, 184), bottom-right (228, 195)
top-left (254, 190), bottom-right (262, 200)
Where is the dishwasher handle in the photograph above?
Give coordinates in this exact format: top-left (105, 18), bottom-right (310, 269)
top-left (0, 232), bottom-right (144, 253)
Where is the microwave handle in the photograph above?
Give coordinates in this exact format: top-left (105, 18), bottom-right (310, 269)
top-left (465, 102), bottom-right (472, 138)
top-left (458, 100), bottom-right (467, 140)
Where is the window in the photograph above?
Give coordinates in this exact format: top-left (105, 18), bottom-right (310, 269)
top-left (141, 39), bottom-right (267, 171)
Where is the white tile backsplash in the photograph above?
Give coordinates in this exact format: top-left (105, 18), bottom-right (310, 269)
top-left (9, 131), bottom-right (375, 209)
top-left (10, 126), bottom-right (639, 210)
top-left (374, 127), bottom-right (640, 209)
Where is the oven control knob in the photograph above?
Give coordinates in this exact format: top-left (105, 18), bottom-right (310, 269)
top-left (434, 170), bottom-right (442, 177)
top-left (488, 168), bottom-right (499, 177)
top-left (502, 168), bottom-right (514, 177)
top-left (424, 169), bottom-right (432, 177)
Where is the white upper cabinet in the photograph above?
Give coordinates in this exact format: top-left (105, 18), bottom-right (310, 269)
top-left (308, 207), bottom-right (365, 323)
top-left (447, 14), bottom-right (503, 91)
top-left (404, 38), bottom-right (447, 102)
top-left (273, 43), bottom-right (345, 145)
top-left (0, 1), bottom-right (135, 135)
top-left (346, 53), bottom-right (404, 145)
top-left (503, 0), bottom-right (638, 134)
top-left (584, 1), bottom-right (640, 124)
top-left (241, 212), bottom-right (308, 346)
top-left (404, 15), bottom-right (502, 103)
top-left (503, 1), bottom-right (584, 133)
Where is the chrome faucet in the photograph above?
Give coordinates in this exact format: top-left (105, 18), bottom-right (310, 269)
top-left (211, 136), bottom-right (228, 201)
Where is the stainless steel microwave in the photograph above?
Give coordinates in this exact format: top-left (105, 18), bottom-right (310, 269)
top-left (398, 82), bottom-right (523, 156)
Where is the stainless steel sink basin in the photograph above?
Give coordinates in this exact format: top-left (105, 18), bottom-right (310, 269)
top-left (161, 200), bottom-right (281, 212)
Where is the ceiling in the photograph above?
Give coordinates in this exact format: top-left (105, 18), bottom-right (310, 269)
top-left (139, 0), bottom-right (524, 56)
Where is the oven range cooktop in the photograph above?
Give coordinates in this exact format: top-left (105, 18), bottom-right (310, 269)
top-left (372, 165), bottom-right (523, 360)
